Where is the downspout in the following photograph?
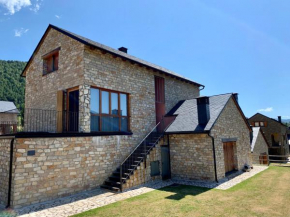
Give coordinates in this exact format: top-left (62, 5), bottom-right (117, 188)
top-left (6, 138), bottom-right (15, 208)
top-left (208, 133), bottom-right (218, 183)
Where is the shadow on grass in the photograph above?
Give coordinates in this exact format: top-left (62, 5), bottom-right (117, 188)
top-left (158, 184), bottom-right (210, 200)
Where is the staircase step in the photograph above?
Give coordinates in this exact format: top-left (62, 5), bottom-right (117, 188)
top-left (104, 180), bottom-right (122, 187)
top-left (100, 185), bottom-right (120, 192)
top-left (101, 130), bottom-right (164, 192)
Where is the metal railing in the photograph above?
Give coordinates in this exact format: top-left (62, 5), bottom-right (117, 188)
top-left (0, 109), bottom-right (84, 134)
top-left (24, 109), bottom-right (81, 133)
top-left (119, 116), bottom-right (175, 191)
top-left (0, 121), bottom-right (18, 135)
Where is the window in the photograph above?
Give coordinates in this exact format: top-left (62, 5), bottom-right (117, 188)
top-left (90, 87), bottom-right (129, 132)
top-left (253, 121), bottom-right (267, 127)
top-left (43, 48), bottom-right (60, 75)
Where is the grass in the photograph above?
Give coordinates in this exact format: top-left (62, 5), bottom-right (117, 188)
top-left (72, 166), bottom-right (290, 217)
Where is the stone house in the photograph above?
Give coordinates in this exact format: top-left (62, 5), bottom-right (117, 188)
top-left (0, 101), bottom-right (19, 135)
top-left (0, 24), bottom-right (251, 208)
top-left (250, 127), bottom-right (269, 165)
top-left (248, 113), bottom-right (289, 157)
top-left (165, 93), bottom-right (252, 181)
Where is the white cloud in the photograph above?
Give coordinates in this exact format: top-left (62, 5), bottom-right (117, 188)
top-left (0, 0), bottom-right (31, 15)
top-left (55, 14), bottom-right (61, 19)
top-left (29, 1), bottom-right (40, 12)
top-left (258, 107), bottom-right (273, 112)
top-left (14, 28), bottom-right (29, 37)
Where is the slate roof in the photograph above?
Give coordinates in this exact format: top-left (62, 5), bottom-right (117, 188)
top-left (0, 101), bottom-right (20, 114)
top-left (21, 24), bottom-right (204, 88)
top-left (248, 113), bottom-right (288, 127)
top-left (165, 93), bottom-right (233, 133)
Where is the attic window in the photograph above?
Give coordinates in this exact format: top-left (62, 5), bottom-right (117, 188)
top-left (253, 121), bottom-right (267, 127)
top-left (42, 47), bottom-right (60, 75)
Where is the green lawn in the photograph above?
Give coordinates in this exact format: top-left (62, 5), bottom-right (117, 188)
top-left (72, 166), bottom-right (290, 217)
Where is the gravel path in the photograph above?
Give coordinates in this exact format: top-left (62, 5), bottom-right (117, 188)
top-left (0, 165), bottom-right (268, 217)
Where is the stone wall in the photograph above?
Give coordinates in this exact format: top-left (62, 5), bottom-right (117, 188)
top-left (0, 138), bottom-right (12, 207)
top-left (0, 113), bottom-right (18, 123)
top-left (11, 136), bottom-right (137, 208)
top-left (83, 47), bottom-right (199, 141)
top-left (169, 134), bottom-right (215, 181)
top-left (24, 28), bottom-right (85, 131)
top-left (210, 97), bottom-right (252, 180)
top-left (24, 28), bottom-right (200, 135)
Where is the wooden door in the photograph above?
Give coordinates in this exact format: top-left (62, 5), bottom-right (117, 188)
top-left (223, 142), bottom-right (235, 173)
top-left (155, 76), bottom-right (165, 132)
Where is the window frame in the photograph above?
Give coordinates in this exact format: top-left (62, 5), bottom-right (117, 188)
top-left (253, 121), bottom-right (267, 127)
top-left (90, 86), bottom-right (130, 132)
top-left (42, 47), bottom-right (60, 75)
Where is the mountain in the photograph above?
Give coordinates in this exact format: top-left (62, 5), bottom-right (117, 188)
top-left (0, 60), bottom-right (26, 116)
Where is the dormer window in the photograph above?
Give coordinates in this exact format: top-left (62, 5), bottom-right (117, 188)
top-left (42, 47), bottom-right (60, 75)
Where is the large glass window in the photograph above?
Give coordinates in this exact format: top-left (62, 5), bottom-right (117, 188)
top-left (90, 87), bottom-right (129, 132)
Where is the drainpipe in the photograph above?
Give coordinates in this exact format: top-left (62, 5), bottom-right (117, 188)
top-left (208, 133), bottom-right (218, 183)
top-left (6, 137), bottom-right (15, 208)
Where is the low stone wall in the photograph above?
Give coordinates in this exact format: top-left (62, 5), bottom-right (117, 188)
top-left (0, 138), bottom-right (12, 207)
top-left (11, 136), bottom-right (135, 208)
top-left (169, 134), bottom-right (215, 181)
top-left (9, 135), bottom-right (164, 208)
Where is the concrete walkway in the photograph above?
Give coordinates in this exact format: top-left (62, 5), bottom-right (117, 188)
top-left (0, 166), bottom-right (268, 217)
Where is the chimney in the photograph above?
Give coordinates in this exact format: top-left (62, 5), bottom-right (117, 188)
top-left (118, 47), bottom-right (128, 53)
top-left (233, 93), bottom-right (238, 103)
top-left (278, 116), bottom-right (282, 123)
top-left (197, 96), bottom-right (210, 126)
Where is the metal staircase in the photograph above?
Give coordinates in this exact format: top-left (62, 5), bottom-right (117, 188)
top-left (101, 122), bottom-right (164, 192)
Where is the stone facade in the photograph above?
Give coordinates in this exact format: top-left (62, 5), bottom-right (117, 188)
top-left (170, 134), bottom-right (215, 180)
top-left (169, 97), bottom-right (251, 182)
top-left (248, 114), bottom-right (289, 156)
top-left (0, 139), bottom-right (11, 207)
top-left (0, 113), bottom-right (18, 123)
top-left (0, 135), bottom-right (165, 208)
top-left (210, 98), bottom-right (252, 180)
top-left (24, 28), bottom-right (199, 134)
top-left (24, 28), bottom-right (85, 132)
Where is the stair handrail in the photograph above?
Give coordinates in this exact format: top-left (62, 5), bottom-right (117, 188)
top-left (120, 121), bottom-right (161, 165)
top-left (118, 116), bottom-right (175, 192)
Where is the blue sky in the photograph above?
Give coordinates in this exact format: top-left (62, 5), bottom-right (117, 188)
top-left (0, 0), bottom-right (289, 119)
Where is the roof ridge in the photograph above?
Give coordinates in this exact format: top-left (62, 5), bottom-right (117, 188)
top-left (30, 24), bottom-right (203, 87)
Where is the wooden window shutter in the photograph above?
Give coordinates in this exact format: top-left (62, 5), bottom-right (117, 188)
top-left (251, 122), bottom-right (254, 126)
top-left (54, 54), bottom-right (59, 70)
top-left (57, 90), bottom-right (64, 133)
top-left (264, 122), bottom-right (267, 127)
top-left (127, 94), bottom-right (131, 131)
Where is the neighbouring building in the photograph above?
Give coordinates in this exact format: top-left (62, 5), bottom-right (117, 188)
top-left (0, 101), bottom-right (19, 135)
top-left (250, 127), bottom-right (269, 165)
top-left (248, 113), bottom-right (289, 157)
top-left (0, 24), bottom-right (252, 208)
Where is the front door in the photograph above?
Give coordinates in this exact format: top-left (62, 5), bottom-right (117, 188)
top-left (161, 146), bottom-right (171, 179)
top-left (67, 89), bottom-right (79, 132)
top-left (223, 142), bottom-right (235, 173)
top-left (155, 76), bottom-right (165, 132)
